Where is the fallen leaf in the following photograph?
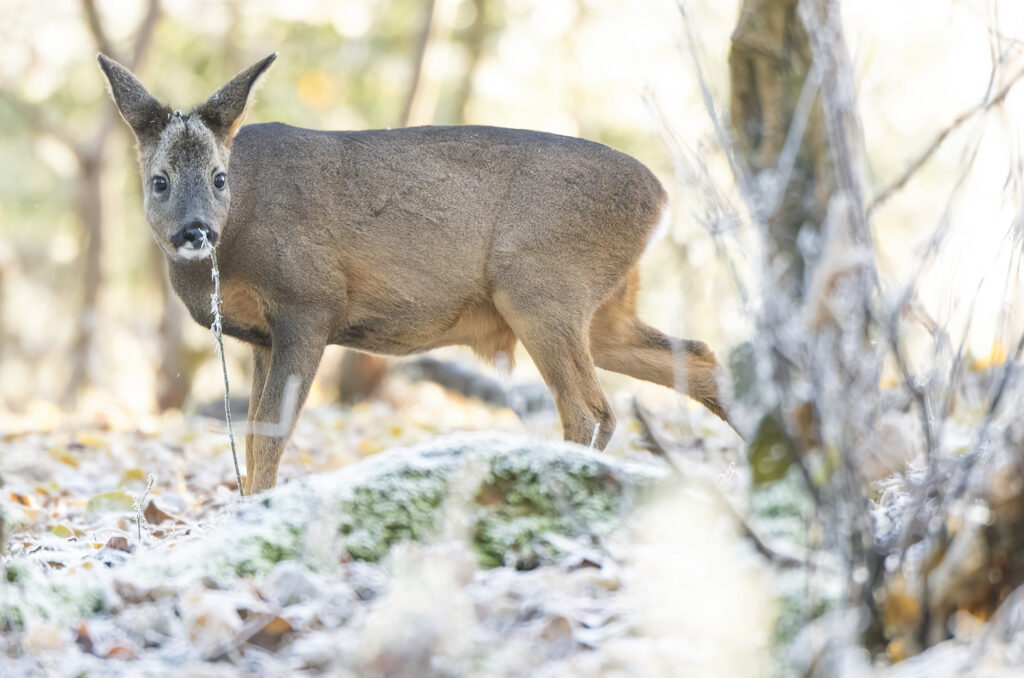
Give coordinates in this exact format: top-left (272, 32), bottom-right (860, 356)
top-left (47, 524), bottom-right (83, 538)
top-left (143, 499), bottom-right (175, 525)
top-left (104, 536), bottom-right (133, 552)
top-left (248, 616), bottom-right (294, 652)
top-left (49, 448), bottom-right (80, 468)
top-left (85, 490), bottom-right (135, 519)
top-left (106, 645), bottom-right (136, 660)
top-left (75, 622), bottom-right (94, 654)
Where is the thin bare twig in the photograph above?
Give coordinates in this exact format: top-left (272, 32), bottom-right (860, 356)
top-left (869, 62), bottom-right (1024, 215)
top-left (80, 0), bottom-right (114, 59)
top-left (128, 0), bottom-right (161, 71)
top-left (208, 243), bottom-right (244, 498)
top-left (632, 398), bottom-right (809, 568)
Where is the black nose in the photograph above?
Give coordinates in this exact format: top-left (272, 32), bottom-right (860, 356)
top-left (171, 221), bottom-right (216, 248)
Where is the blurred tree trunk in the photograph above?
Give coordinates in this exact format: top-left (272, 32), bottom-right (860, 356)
top-left (400, 0), bottom-right (458, 127)
top-left (454, 0), bottom-right (488, 124)
top-left (728, 0), bottom-right (832, 299)
top-left (59, 0), bottom-right (162, 405)
top-left (337, 351), bottom-right (389, 405)
top-left (64, 148), bottom-right (107, 405)
top-left (731, 0), bottom-right (887, 658)
top-left (154, 249), bottom-right (190, 410)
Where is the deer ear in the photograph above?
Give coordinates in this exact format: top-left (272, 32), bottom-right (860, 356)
top-left (194, 53), bottom-right (278, 145)
top-left (97, 54), bottom-right (169, 147)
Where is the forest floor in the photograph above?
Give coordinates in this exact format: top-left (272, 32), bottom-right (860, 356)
top-left (3, 373), bottom-right (1016, 677)
top-left (1, 376), bottom-right (760, 677)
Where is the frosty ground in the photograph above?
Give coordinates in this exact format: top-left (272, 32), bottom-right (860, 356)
top-left (2, 376), bottom-right (1020, 677)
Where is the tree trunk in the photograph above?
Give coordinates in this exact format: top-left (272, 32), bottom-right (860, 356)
top-left (728, 0), bottom-right (832, 298)
top-left (337, 351), bottom-right (389, 405)
top-left (154, 249), bottom-right (190, 411)
top-left (454, 0), bottom-right (488, 124)
top-left (63, 150), bottom-right (104, 405)
top-left (400, 0), bottom-right (458, 127)
top-left (60, 0), bottom-right (161, 406)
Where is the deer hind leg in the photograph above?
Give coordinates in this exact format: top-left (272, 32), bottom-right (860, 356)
top-left (495, 294), bottom-right (615, 449)
top-left (589, 274), bottom-right (729, 422)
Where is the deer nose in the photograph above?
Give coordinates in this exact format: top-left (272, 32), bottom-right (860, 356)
top-left (172, 221), bottom-right (216, 248)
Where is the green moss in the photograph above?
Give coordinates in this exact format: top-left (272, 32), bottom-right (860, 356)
top-left (0, 434), bottom-right (667, 632)
top-left (324, 435), bottom-right (660, 568)
top-left (0, 561), bottom-right (106, 629)
top-left (469, 454), bottom-right (627, 568)
top-left (5, 563), bottom-right (23, 583)
top-left (336, 468), bottom-right (448, 562)
top-left (231, 522), bottom-right (306, 577)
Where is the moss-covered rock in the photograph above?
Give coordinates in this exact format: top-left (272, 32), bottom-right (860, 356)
top-left (330, 433), bottom-right (664, 568)
top-left (0, 433), bottom-right (666, 630)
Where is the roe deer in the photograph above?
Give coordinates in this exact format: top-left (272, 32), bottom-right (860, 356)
top-left (98, 53), bottom-right (732, 494)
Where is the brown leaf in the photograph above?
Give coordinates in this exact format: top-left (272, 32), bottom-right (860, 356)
top-left (263, 616), bottom-right (292, 635)
top-left (247, 616), bottom-right (294, 653)
top-left (75, 622), bottom-right (95, 655)
top-left (143, 499), bottom-right (175, 525)
top-left (104, 536), bottom-right (133, 553)
top-left (106, 645), bottom-right (136, 660)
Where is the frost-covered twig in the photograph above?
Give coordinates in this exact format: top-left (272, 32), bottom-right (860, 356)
top-left (632, 398), bottom-right (810, 568)
top-left (133, 473), bottom-right (154, 541)
top-left (206, 238), bottom-right (244, 498)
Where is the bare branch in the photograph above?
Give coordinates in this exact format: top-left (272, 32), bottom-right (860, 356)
top-left (632, 398), bottom-right (811, 568)
top-left (631, 397), bottom-right (675, 459)
top-left (128, 0), bottom-right (161, 71)
top-left (81, 0), bottom-right (114, 58)
top-left (869, 62), bottom-right (1024, 215)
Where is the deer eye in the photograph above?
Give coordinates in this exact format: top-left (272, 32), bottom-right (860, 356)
top-left (213, 172), bottom-right (227, 190)
top-left (152, 175), bottom-right (168, 193)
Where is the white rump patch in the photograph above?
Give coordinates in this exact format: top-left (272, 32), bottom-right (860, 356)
top-left (644, 204), bottom-right (673, 256)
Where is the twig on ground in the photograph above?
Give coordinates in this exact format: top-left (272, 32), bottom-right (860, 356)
top-left (632, 398), bottom-right (809, 568)
top-left (133, 473), bottom-right (154, 541)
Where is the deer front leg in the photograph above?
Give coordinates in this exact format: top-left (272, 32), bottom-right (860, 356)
top-left (244, 344), bottom-right (271, 495)
top-left (247, 330), bottom-right (326, 493)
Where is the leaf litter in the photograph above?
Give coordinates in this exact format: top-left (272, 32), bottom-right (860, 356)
top-left (1, 386), bottom-right (769, 677)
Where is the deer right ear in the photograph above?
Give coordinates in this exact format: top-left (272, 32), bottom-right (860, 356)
top-left (97, 54), bottom-right (169, 147)
top-left (194, 53), bottom-right (278, 146)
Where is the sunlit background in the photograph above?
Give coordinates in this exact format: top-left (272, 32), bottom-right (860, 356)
top-left (2, 0), bottom-right (1023, 421)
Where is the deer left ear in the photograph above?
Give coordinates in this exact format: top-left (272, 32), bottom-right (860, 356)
top-left (194, 53), bottom-right (278, 145)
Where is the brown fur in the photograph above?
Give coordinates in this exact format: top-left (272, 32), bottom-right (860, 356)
top-left (99, 53), bottom-right (733, 493)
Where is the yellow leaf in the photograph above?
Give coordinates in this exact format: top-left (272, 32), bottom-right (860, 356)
top-left (85, 490), bottom-right (135, 519)
top-left (357, 438), bottom-right (385, 457)
top-left (49, 448), bottom-right (79, 468)
top-left (75, 432), bottom-right (107, 448)
top-left (263, 616), bottom-right (292, 634)
top-left (47, 524), bottom-right (83, 538)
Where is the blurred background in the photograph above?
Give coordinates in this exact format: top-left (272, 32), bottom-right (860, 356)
top-left (1, 0), bottom-right (1023, 422)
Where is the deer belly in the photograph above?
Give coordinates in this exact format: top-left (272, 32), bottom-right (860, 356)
top-left (331, 298), bottom-right (515, 360)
